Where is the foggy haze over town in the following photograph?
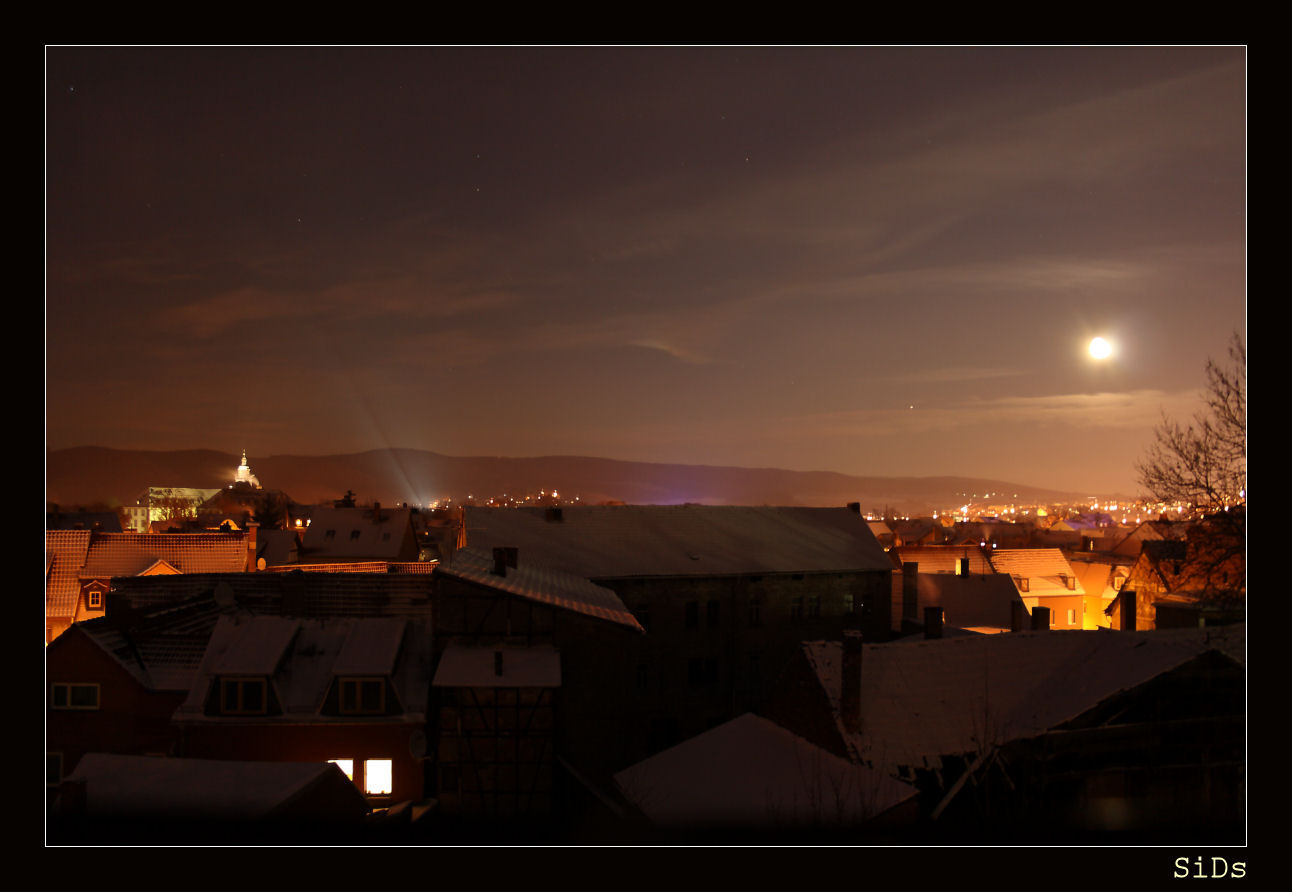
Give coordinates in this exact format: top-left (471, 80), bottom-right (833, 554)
top-left (45, 46), bottom-right (1245, 851)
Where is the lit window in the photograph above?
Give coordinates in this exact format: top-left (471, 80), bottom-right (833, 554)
top-left (87, 589), bottom-right (102, 609)
top-left (51, 683), bottom-right (99, 710)
top-left (364, 759), bottom-right (393, 796)
top-left (338, 678), bottom-right (385, 715)
top-left (220, 677), bottom-right (268, 714)
top-left (330, 759), bottom-right (353, 780)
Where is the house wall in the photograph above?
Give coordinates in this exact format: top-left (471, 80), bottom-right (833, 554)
top-left (47, 628), bottom-right (186, 782)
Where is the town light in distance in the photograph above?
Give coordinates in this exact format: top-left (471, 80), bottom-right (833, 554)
top-left (1088, 337), bottom-right (1113, 361)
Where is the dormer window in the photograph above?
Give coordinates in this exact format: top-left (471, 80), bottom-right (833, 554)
top-left (87, 589), bottom-right (102, 609)
top-left (220, 677), bottom-right (268, 715)
top-left (338, 678), bottom-right (386, 715)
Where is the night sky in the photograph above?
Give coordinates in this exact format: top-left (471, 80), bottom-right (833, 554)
top-left (45, 47), bottom-right (1246, 494)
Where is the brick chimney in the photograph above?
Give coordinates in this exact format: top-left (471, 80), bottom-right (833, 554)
top-left (492, 547), bottom-right (508, 577)
top-left (1031, 605), bottom-right (1051, 631)
top-left (841, 630), bottom-right (863, 734)
top-left (1010, 599), bottom-right (1026, 633)
top-left (924, 605), bottom-right (943, 639)
top-left (902, 562), bottom-right (918, 626)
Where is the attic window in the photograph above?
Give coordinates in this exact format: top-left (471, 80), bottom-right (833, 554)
top-left (338, 678), bottom-right (386, 715)
top-left (350, 530), bottom-right (361, 541)
top-left (1016, 577), bottom-right (1030, 593)
top-left (325, 530), bottom-right (336, 541)
top-left (87, 590), bottom-right (102, 609)
top-left (220, 677), bottom-right (267, 715)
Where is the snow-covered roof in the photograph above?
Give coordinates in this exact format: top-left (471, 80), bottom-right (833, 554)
top-left (64, 753), bottom-right (364, 819)
top-left (46, 530), bottom-right (93, 623)
top-left (437, 548), bottom-right (642, 631)
top-left (462, 505), bottom-right (893, 579)
top-left (613, 713), bottom-right (916, 828)
top-left (432, 643), bottom-right (561, 688)
top-left (988, 548), bottom-right (1086, 597)
top-left (805, 624), bottom-right (1244, 773)
top-left (896, 573), bottom-right (1026, 631)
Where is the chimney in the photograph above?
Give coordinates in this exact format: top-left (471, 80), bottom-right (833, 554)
top-left (545, 507), bottom-right (563, 523)
top-left (902, 562), bottom-right (918, 625)
top-left (924, 605), bottom-right (943, 639)
top-left (246, 522), bottom-right (259, 573)
top-left (1120, 589), bottom-right (1137, 631)
top-left (841, 630), bottom-right (863, 734)
top-left (372, 501), bottom-right (383, 522)
top-left (1031, 605), bottom-right (1051, 631)
top-left (1010, 599), bottom-right (1026, 633)
top-left (846, 502), bottom-right (861, 514)
top-left (494, 649), bottom-right (504, 677)
top-left (492, 547), bottom-right (508, 577)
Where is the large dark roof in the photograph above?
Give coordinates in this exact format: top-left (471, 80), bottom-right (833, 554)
top-left (462, 505), bottom-right (892, 579)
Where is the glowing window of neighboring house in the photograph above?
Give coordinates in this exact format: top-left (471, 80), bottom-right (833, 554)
top-left (339, 678), bottom-right (385, 715)
top-left (364, 759), bottom-right (393, 796)
top-left (87, 589), bottom-right (103, 609)
top-left (330, 759), bottom-right (354, 781)
top-left (220, 677), bottom-right (267, 714)
top-left (51, 683), bottom-right (99, 710)
top-left (1067, 609), bottom-right (1077, 625)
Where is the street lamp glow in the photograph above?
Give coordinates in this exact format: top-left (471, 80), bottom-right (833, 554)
top-left (1088, 337), bottom-right (1113, 360)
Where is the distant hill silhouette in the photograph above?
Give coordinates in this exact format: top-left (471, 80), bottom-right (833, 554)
top-left (46, 446), bottom-right (1096, 514)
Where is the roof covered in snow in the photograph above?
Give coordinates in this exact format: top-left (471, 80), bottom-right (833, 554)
top-left (804, 624), bottom-right (1244, 773)
top-left (437, 547), bottom-right (642, 631)
top-left (613, 713), bottom-right (916, 828)
top-left (462, 505), bottom-right (892, 579)
top-left (432, 643), bottom-right (561, 688)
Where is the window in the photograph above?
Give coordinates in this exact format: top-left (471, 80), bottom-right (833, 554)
top-left (843, 593), bottom-right (856, 615)
top-left (1017, 577), bottom-right (1030, 593)
top-left (325, 529), bottom-right (336, 541)
top-left (338, 678), bottom-right (385, 715)
top-left (747, 596), bottom-right (762, 628)
top-left (350, 529), bottom-right (361, 540)
top-left (364, 759), bottom-right (393, 796)
top-left (707, 599), bottom-right (720, 628)
top-left (87, 589), bottom-right (102, 609)
top-left (330, 759), bottom-right (354, 780)
top-left (685, 601), bottom-right (698, 629)
top-left (220, 677), bottom-right (267, 715)
top-left (808, 595), bottom-right (821, 618)
top-left (51, 683), bottom-right (99, 710)
top-left (1067, 609), bottom-right (1077, 625)
top-left (791, 597), bottom-right (804, 621)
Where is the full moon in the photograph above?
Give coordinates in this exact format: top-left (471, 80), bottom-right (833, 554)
top-left (1089, 337), bottom-right (1112, 360)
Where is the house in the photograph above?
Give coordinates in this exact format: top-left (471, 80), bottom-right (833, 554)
top-left (46, 595), bottom-right (216, 786)
top-left (173, 613), bottom-right (434, 805)
top-left (430, 547), bottom-right (644, 813)
top-left (299, 505), bottom-right (421, 563)
top-left (46, 530), bottom-right (252, 643)
top-left (987, 548), bottom-right (1087, 629)
top-left (458, 505), bottom-right (895, 756)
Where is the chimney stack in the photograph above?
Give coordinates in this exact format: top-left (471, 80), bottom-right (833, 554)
top-left (1120, 589), bottom-right (1137, 631)
top-left (841, 630), bottom-right (863, 734)
top-left (902, 562), bottom-right (918, 625)
top-left (246, 522), bottom-right (259, 573)
top-left (545, 507), bottom-right (564, 523)
top-left (1011, 599), bottom-right (1026, 633)
top-left (924, 606), bottom-right (943, 639)
top-left (492, 547), bottom-right (508, 577)
top-left (846, 502), bottom-right (861, 514)
top-left (1031, 606), bottom-right (1051, 631)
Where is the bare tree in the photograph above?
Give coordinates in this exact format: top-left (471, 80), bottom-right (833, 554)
top-left (1136, 333), bottom-right (1245, 601)
top-left (1137, 333), bottom-right (1246, 512)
